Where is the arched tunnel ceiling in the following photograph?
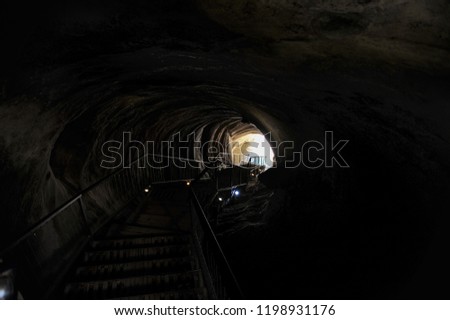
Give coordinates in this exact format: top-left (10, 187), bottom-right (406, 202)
top-left (1, 0), bottom-right (450, 77)
top-left (1, 0), bottom-right (450, 298)
top-left (198, 0), bottom-right (450, 45)
top-left (44, 50), bottom-right (296, 191)
top-left (197, 0), bottom-right (450, 69)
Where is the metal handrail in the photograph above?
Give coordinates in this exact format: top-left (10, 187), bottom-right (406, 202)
top-left (0, 195), bottom-right (83, 256)
top-left (0, 153), bottom-right (202, 256)
top-left (247, 156), bottom-right (266, 167)
top-left (189, 187), bottom-right (245, 299)
top-left (1, 151), bottom-right (246, 299)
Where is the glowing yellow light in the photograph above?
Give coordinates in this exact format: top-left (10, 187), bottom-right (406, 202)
top-left (186, 181), bottom-right (191, 186)
top-left (230, 132), bottom-right (274, 169)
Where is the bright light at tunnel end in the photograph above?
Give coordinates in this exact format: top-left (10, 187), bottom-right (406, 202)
top-left (100, 131), bottom-right (350, 170)
top-left (230, 133), bottom-right (275, 169)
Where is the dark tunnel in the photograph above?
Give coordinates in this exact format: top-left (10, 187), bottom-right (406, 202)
top-left (1, 0), bottom-right (450, 300)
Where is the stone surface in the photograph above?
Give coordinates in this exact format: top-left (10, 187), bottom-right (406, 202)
top-left (1, 0), bottom-right (450, 298)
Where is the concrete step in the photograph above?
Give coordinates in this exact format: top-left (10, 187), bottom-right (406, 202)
top-left (83, 245), bottom-right (192, 264)
top-left (105, 224), bottom-right (179, 237)
top-left (115, 287), bottom-right (208, 300)
top-left (90, 235), bottom-right (190, 250)
top-left (64, 271), bottom-right (202, 299)
top-left (74, 257), bottom-right (194, 280)
top-left (60, 183), bottom-right (210, 299)
top-left (129, 213), bottom-right (191, 232)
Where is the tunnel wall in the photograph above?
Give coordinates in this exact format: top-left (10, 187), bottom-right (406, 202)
top-left (1, 0), bottom-right (450, 298)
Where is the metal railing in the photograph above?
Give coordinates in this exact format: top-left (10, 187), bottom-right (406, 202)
top-left (247, 156), bottom-right (266, 167)
top-left (189, 187), bottom-right (244, 299)
top-left (232, 154), bottom-right (267, 167)
top-left (0, 152), bottom-right (250, 299)
top-left (0, 153), bottom-right (202, 298)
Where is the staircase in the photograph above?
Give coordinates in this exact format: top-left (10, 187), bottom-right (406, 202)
top-left (61, 183), bottom-right (209, 299)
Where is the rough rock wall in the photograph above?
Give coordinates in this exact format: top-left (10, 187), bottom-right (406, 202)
top-left (1, 0), bottom-right (450, 298)
top-left (198, 0), bottom-right (450, 69)
top-left (198, 0), bottom-right (450, 45)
